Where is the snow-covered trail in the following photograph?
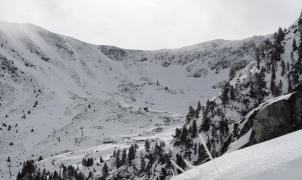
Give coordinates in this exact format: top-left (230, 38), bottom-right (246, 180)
top-left (173, 130), bottom-right (302, 180)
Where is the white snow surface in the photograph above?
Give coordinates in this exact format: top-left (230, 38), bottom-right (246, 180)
top-left (173, 130), bottom-right (302, 180)
top-left (0, 21), bottom-right (266, 179)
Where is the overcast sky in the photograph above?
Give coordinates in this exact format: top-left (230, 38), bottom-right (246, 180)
top-left (0, 0), bottom-right (302, 50)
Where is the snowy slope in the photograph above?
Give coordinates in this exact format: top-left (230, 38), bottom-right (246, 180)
top-left (167, 13), bottom-right (302, 180)
top-left (0, 21), bottom-right (267, 114)
top-left (173, 130), bottom-right (302, 180)
top-left (0, 21), bottom-right (267, 179)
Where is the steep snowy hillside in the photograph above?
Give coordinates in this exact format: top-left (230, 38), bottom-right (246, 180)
top-left (173, 130), bottom-right (302, 180)
top-left (162, 11), bottom-right (302, 180)
top-left (0, 21), bottom-right (267, 114)
top-left (0, 20), bottom-right (267, 179)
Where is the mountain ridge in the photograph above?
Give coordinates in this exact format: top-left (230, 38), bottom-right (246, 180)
top-left (1, 13), bottom-right (302, 180)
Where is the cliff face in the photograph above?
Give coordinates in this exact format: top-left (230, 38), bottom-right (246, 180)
top-left (249, 88), bottom-right (302, 145)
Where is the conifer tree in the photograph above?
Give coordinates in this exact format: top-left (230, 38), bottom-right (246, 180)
top-left (186, 106), bottom-right (195, 123)
top-left (140, 152), bottom-right (146, 173)
top-left (191, 120), bottom-right (198, 138)
top-left (175, 153), bottom-right (186, 174)
top-left (277, 80), bottom-right (283, 95)
top-left (221, 83), bottom-right (230, 106)
top-left (121, 149), bottom-right (127, 165)
top-left (276, 27), bottom-right (285, 43)
top-left (195, 101), bottom-right (202, 118)
top-left (159, 168), bottom-right (168, 180)
top-left (100, 156), bottom-right (104, 163)
top-left (256, 48), bottom-right (261, 69)
top-left (271, 63), bottom-right (277, 96)
top-left (288, 74), bottom-right (293, 92)
top-left (193, 143), bottom-right (197, 155)
top-left (128, 145), bottom-right (136, 165)
top-left (173, 128), bottom-right (182, 146)
top-left (230, 85), bottom-right (235, 100)
top-left (293, 38), bottom-right (297, 51)
top-left (115, 150), bottom-right (121, 168)
top-left (298, 36), bottom-right (302, 63)
top-left (180, 126), bottom-right (188, 145)
top-left (281, 60), bottom-right (286, 76)
top-left (145, 139), bottom-right (150, 153)
top-left (102, 162), bottom-right (109, 178)
top-left (250, 67), bottom-right (267, 104)
top-left (194, 144), bottom-right (208, 165)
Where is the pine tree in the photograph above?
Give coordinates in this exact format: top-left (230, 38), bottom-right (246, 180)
top-left (271, 79), bottom-right (276, 96)
top-left (100, 156), bottom-right (104, 163)
top-left (299, 10), bottom-right (302, 26)
top-left (134, 143), bottom-right (139, 151)
top-left (277, 80), bottom-right (283, 95)
top-left (221, 83), bottom-right (230, 106)
top-left (159, 168), bottom-right (168, 180)
top-left (140, 152), bottom-right (146, 173)
top-left (293, 38), bottom-right (297, 51)
top-left (194, 144), bottom-right (209, 165)
top-left (128, 145), bottom-right (136, 165)
top-left (115, 149), bottom-right (121, 168)
top-left (186, 106), bottom-right (195, 123)
top-left (271, 62), bottom-right (277, 96)
top-left (195, 101), bottom-right (202, 118)
top-left (180, 126), bottom-right (188, 145)
top-left (33, 100), bottom-right (38, 108)
top-left (281, 60), bottom-right (286, 76)
top-left (193, 143), bottom-right (197, 155)
top-left (191, 120), bottom-right (197, 138)
top-left (102, 162), bottom-right (109, 178)
top-left (230, 85), bottom-right (235, 100)
top-left (298, 35), bottom-right (302, 63)
top-left (121, 149), bottom-right (127, 165)
top-left (276, 27), bottom-right (285, 43)
top-left (155, 142), bottom-right (166, 164)
top-left (229, 68), bottom-right (236, 80)
top-left (250, 67), bottom-right (267, 104)
top-left (271, 28), bottom-right (285, 63)
top-left (145, 139), bottom-right (150, 153)
top-left (200, 115), bottom-right (210, 132)
top-left (288, 74), bottom-right (293, 92)
top-left (173, 128), bottom-right (182, 146)
top-left (112, 150), bottom-right (116, 158)
top-left (175, 153), bottom-right (186, 174)
top-left (256, 48), bottom-right (261, 69)
top-left (7, 156), bottom-right (11, 177)
top-left (82, 157), bottom-right (93, 167)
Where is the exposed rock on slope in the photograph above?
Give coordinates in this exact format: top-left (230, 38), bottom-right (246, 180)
top-left (249, 87), bottom-right (302, 145)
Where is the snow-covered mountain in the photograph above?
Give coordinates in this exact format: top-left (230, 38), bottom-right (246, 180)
top-left (1, 11), bottom-right (302, 180)
top-left (164, 11), bottom-right (302, 180)
top-left (0, 20), bottom-right (266, 179)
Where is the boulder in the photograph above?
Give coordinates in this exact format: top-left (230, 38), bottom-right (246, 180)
top-left (249, 88), bottom-right (302, 145)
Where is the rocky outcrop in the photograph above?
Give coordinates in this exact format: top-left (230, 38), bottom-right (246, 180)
top-left (249, 87), bottom-right (302, 145)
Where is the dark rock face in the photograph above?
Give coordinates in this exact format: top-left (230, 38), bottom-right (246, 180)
top-left (298, 12), bottom-right (302, 32)
top-left (249, 89), bottom-right (302, 145)
top-left (99, 45), bottom-right (127, 61)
